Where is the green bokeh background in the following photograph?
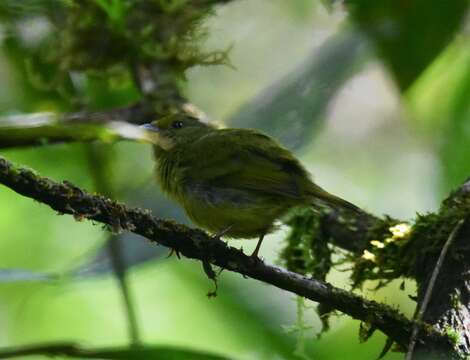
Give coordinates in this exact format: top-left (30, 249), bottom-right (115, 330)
top-left (0, 1), bottom-right (469, 359)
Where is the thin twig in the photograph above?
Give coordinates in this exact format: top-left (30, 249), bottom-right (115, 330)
top-left (106, 235), bottom-right (141, 345)
top-left (406, 219), bottom-right (465, 360)
top-left (85, 145), bottom-right (141, 346)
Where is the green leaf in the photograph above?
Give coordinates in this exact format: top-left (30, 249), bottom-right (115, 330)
top-left (407, 40), bottom-right (470, 193)
top-left (346, 0), bottom-right (470, 90)
top-left (93, 0), bottom-right (126, 30)
top-left (437, 67), bottom-right (470, 192)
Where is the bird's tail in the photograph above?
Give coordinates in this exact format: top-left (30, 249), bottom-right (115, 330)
top-left (307, 183), bottom-right (364, 214)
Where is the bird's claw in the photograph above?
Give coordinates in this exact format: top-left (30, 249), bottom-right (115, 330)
top-left (202, 260), bottom-right (218, 298)
top-left (249, 252), bottom-right (263, 265)
top-left (166, 248), bottom-right (181, 259)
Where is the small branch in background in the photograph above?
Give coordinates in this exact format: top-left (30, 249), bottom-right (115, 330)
top-left (0, 108), bottom-right (152, 149)
top-left (1, 103), bottom-right (153, 126)
top-left (86, 144), bottom-right (141, 346)
top-left (0, 101), bottom-right (206, 149)
top-left (0, 342), bottom-right (228, 359)
top-left (406, 219), bottom-right (465, 360)
top-left (131, 63), bottom-right (205, 120)
top-left (0, 156), bottom-right (453, 351)
top-left (319, 206), bottom-right (378, 254)
top-left (106, 234), bottom-right (141, 345)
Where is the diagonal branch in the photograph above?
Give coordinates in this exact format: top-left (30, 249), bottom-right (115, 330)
top-left (0, 156), bottom-right (453, 351)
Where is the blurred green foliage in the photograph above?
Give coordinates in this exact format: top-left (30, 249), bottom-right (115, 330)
top-left (0, 0), bottom-right (229, 114)
top-left (0, 343), bottom-right (231, 359)
top-left (346, 0), bottom-right (470, 90)
top-left (0, 0), bottom-right (469, 359)
top-left (229, 28), bottom-right (369, 150)
top-left (408, 39), bottom-right (470, 194)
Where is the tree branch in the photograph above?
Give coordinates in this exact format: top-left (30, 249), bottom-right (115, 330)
top-left (0, 99), bottom-right (208, 149)
top-left (411, 178), bottom-right (470, 359)
top-left (407, 219), bottom-right (465, 360)
top-left (0, 342), bottom-right (227, 359)
top-left (0, 156), bottom-right (453, 351)
top-left (0, 103), bottom-right (156, 148)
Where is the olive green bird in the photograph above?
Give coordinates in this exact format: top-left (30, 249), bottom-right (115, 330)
top-left (142, 114), bottom-right (361, 258)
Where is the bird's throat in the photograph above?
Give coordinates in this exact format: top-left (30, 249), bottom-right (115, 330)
top-left (152, 133), bottom-right (175, 151)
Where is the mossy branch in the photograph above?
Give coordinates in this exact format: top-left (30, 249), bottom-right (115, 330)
top-left (0, 155), bottom-right (453, 351)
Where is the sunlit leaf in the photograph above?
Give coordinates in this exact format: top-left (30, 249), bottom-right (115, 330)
top-left (407, 39), bottom-right (470, 193)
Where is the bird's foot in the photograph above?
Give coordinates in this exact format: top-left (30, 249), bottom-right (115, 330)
top-left (202, 260), bottom-right (218, 298)
top-left (249, 234), bottom-right (265, 263)
top-left (166, 248), bottom-right (181, 259)
top-left (250, 247), bottom-right (261, 259)
top-left (249, 249), bottom-right (263, 264)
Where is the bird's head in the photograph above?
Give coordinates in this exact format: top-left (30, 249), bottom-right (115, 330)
top-left (141, 114), bottom-right (215, 151)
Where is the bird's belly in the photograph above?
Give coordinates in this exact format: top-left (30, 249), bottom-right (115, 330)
top-left (180, 184), bottom-right (287, 238)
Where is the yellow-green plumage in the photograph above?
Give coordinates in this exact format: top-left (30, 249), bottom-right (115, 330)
top-left (145, 115), bottom-right (360, 254)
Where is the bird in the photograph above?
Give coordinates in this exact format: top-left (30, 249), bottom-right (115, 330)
top-left (142, 114), bottom-right (361, 258)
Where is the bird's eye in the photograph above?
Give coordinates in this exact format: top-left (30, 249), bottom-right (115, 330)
top-left (172, 121), bottom-right (184, 129)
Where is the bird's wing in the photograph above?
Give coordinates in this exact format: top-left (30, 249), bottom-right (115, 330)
top-left (183, 129), bottom-right (310, 199)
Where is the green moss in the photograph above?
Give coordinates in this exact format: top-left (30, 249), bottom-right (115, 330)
top-left (358, 321), bottom-right (376, 343)
top-left (350, 216), bottom-right (405, 288)
top-left (280, 207), bottom-right (331, 279)
top-left (451, 292), bottom-right (461, 310)
top-left (279, 183), bottom-right (470, 290)
top-left (444, 326), bottom-right (460, 346)
top-left (404, 191), bottom-right (470, 282)
top-left (280, 207), bottom-right (334, 332)
top-left (14, 0), bottom-right (229, 105)
top-left (352, 186), bottom-right (469, 287)
top-left (282, 297), bottom-right (312, 360)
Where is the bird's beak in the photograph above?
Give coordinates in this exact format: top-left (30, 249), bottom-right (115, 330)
top-left (140, 123), bottom-right (160, 132)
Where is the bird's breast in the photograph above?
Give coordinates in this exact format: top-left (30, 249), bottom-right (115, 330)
top-left (156, 156), bottom-right (183, 197)
top-left (155, 157), bottom-right (299, 238)
top-left (179, 181), bottom-right (288, 238)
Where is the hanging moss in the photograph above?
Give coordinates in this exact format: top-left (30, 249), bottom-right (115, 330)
top-left (280, 207), bottom-right (332, 279)
top-left (4, 0), bottom-right (230, 104)
top-left (50, 0), bottom-right (229, 73)
top-left (280, 207), bottom-right (334, 332)
top-left (280, 182), bottom-right (470, 290)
